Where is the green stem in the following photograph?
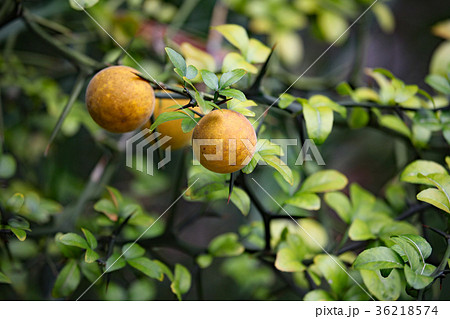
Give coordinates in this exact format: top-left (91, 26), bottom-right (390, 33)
top-left (22, 9), bottom-right (101, 71)
top-left (432, 238), bottom-right (450, 277)
top-left (166, 0), bottom-right (201, 39)
top-left (55, 154), bottom-right (120, 232)
top-left (45, 71), bottom-right (87, 156)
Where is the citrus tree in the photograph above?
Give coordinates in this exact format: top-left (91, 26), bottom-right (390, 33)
top-left (0, 0), bottom-right (449, 301)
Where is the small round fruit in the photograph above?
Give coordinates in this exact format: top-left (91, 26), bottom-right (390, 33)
top-left (151, 93), bottom-right (192, 150)
top-left (192, 109), bottom-right (257, 174)
top-left (86, 66), bottom-right (155, 133)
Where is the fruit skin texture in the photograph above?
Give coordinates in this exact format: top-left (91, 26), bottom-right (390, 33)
top-left (148, 93), bottom-right (192, 150)
top-left (192, 109), bottom-right (257, 174)
top-left (86, 66), bottom-right (155, 133)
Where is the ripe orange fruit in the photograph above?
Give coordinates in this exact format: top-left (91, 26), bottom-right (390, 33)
top-left (149, 92), bottom-right (193, 150)
top-left (86, 66), bottom-right (155, 133)
top-left (192, 109), bottom-right (257, 174)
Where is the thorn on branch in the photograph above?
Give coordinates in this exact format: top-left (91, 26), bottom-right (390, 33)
top-left (247, 44), bottom-right (276, 95)
top-left (423, 225), bottom-right (450, 239)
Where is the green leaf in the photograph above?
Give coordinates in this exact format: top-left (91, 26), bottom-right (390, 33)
top-left (219, 88), bottom-right (246, 102)
top-left (246, 38), bottom-right (271, 63)
top-left (105, 253), bottom-right (127, 273)
top-left (69, 0), bottom-right (100, 10)
top-left (196, 254), bottom-right (213, 269)
top-left (261, 155), bottom-right (294, 185)
top-left (373, 68), bottom-right (396, 80)
top-left (8, 217), bottom-right (30, 230)
top-left (297, 219), bottom-right (329, 253)
top-left (404, 264), bottom-right (435, 289)
top-left (285, 193), bottom-right (320, 210)
top-left (6, 193), bottom-right (25, 213)
top-left (337, 82), bottom-right (354, 96)
top-left (150, 110), bottom-right (191, 131)
top-left (394, 85), bottom-right (418, 104)
top-left (201, 70), bottom-right (219, 91)
top-left (10, 228), bottom-right (26, 241)
top-left (274, 170), bottom-right (301, 195)
top-left (154, 260), bottom-right (173, 281)
top-left (300, 170), bottom-right (348, 193)
top-left (379, 115), bottom-right (411, 137)
top-left (257, 139), bottom-right (284, 156)
top-left (84, 248), bottom-right (99, 263)
top-left (309, 95), bottom-right (346, 118)
top-left (429, 41), bottom-right (450, 76)
top-left (348, 107), bottom-right (369, 129)
top-left (185, 65), bottom-right (198, 80)
top-left (279, 94), bottom-right (296, 109)
top-left (317, 10), bottom-right (348, 44)
top-left (348, 219), bottom-right (376, 241)
top-left (0, 271), bottom-right (11, 284)
top-left (324, 192), bottom-right (351, 223)
top-left (213, 24), bottom-right (249, 54)
top-left (314, 254), bottom-right (349, 296)
top-left (390, 236), bottom-right (423, 272)
top-left (397, 235), bottom-right (432, 259)
top-left (106, 186), bottom-right (123, 205)
top-left (304, 290), bottom-right (335, 301)
top-left (227, 99), bottom-right (256, 117)
top-left (81, 228), bottom-right (97, 249)
top-left (275, 247), bottom-right (307, 272)
top-left (170, 264), bottom-right (191, 301)
top-left (165, 48), bottom-right (187, 76)
top-left (412, 124), bottom-right (432, 148)
top-left (93, 198), bottom-right (118, 217)
top-left (366, 68), bottom-right (395, 104)
top-left (181, 42), bottom-right (216, 75)
top-left (372, 3), bottom-right (395, 33)
top-left (425, 74), bottom-right (450, 94)
top-left (353, 87), bottom-right (379, 102)
top-left (0, 154), bottom-right (16, 179)
top-left (302, 103), bottom-right (333, 144)
top-left (222, 52), bottom-right (258, 74)
top-left (59, 233), bottom-right (88, 249)
top-left (275, 234), bottom-right (308, 272)
top-left (349, 184), bottom-right (376, 223)
top-left (52, 259), bottom-right (81, 298)
top-left (353, 247), bottom-right (404, 270)
top-left (360, 269), bottom-right (401, 301)
top-left (417, 188), bottom-right (450, 213)
top-left (219, 69), bottom-right (246, 89)
top-left (230, 187), bottom-right (251, 216)
top-left (379, 221), bottom-right (419, 242)
top-left (128, 257), bottom-right (163, 280)
top-left (401, 160), bottom-right (447, 185)
top-left (129, 280), bottom-right (156, 301)
top-left (208, 233), bottom-right (244, 257)
top-left (386, 184), bottom-right (407, 211)
top-left (194, 91), bottom-right (213, 114)
top-left (423, 173), bottom-right (450, 204)
top-left (181, 117), bottom-right (197, 133)
top-left (122, 243), bottom-right (146, 260)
